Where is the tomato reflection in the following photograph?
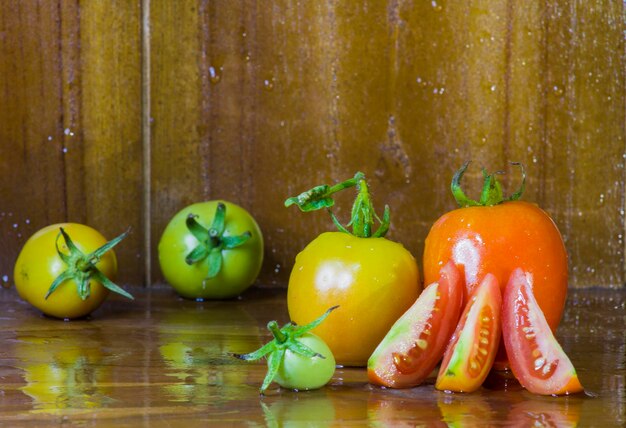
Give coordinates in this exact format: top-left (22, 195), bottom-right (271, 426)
top-left (506, 397), bottom-right (583, 428)
top-left (260, 386), bottom-right (369, 427)
top-left (368, 391), bottom-right (447, 427)
top-left (437, 393), bottom-right (496, 427)
top-left (157, 301), bottom-right (261, 404)
top-left (13, 323), bottom-right (113, 413)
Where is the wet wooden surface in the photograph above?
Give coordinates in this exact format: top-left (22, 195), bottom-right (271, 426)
top-left (0, 286), bottom-right (624, 427)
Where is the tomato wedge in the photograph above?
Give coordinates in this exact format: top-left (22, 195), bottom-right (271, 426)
top-left (436, 274), bottom-right (501, 392)
top-left (503, 269), bottom-right (584, 395)
top-left (367, 261), bottom-right (463, 388)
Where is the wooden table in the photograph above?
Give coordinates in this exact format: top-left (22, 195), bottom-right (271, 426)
top-left (0, 285), bottom-right (624, 426)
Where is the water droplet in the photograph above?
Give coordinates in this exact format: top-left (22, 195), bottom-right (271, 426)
top-left (208, 66), bottom-right (221, 84)
top-left (431, 1), bottom-right (443, 11)
top-left (12, 223), bottom-right (18, 228)
top-left (490, 85), bottom-right (497, 92)
top-left (2, 275), bottom-right (8, 282)
top-left (62, 147), bottom-right (68, 153)
top-left (47, 136), bottom-right (53, 141)
top-left (263, 79), bottom-right (274, 91)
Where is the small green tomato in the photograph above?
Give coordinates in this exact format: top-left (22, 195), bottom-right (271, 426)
top-left (233, 306), bottom-right (338, 394)
top-left (274, 332), bottom-right (335, 391)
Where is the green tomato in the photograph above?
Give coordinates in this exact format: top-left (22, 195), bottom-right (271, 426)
top-left (158, 200), bottom-right (263, 299)
top-left (274, 333), bottom-right (336, 391)
top-left (234, 306), bottom-right (337, 394)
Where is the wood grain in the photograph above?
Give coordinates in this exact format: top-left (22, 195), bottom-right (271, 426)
top-left (0, 1), bottom-right (143, 285)
top-left (1, 0), bottom-right (624, 288)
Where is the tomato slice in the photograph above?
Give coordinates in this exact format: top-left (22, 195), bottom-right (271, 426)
top-left (503, 269), bottom-right (584, 395)
top-left (436, 273), bottom-right (501, 392)
top-left (367, 261), bottom-right (463, 388)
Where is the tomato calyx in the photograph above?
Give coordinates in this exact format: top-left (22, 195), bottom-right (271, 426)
top-left (184, 202), bottom-right (252, 278)
top-left (451, 161), bottom-right (526, 207)
top-left (285, 172), bottom-right (390, 238)
top-left (47, 227), bottom-right (133, 301)
top-left (232, 305), bottom-right (338, 394)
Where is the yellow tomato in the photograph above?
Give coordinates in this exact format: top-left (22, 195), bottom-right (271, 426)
top-left (287, 231), bottom-right (421, 366)
top-left (13, 223), bottom-right (121, 319)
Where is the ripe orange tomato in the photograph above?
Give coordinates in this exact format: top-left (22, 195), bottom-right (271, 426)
top-left (423, 163), bottom-right (568, 369)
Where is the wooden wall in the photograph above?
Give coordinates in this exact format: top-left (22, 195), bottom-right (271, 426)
top-left (1, 1), bottom-right (624, 289)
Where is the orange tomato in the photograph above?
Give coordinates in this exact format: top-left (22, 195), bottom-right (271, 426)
top-left (423, 163), bottom-right (568, 369)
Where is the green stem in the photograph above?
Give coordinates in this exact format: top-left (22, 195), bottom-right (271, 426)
top-left (285, 172), bottom-right (390, 238)
top-left (267, 320), bottom-right (287, 344)
top-left (451, 161), bottom-right (526, 207)
top-left (184, 203), bottom-right (251, 279)
top-left (47, 227), bottom-right (133, 301)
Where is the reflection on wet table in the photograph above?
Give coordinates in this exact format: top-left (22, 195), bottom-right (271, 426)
top-left (0, 286), bottom-right (624, 426)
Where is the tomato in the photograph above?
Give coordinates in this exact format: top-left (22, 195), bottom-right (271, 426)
top-left (289, 232), bottom-right (419, 367)
top-left (436, 273), bottom-right (501, 392)
top-left (234, 307), bottom-right (337, 394)
top-left (158, 200), bottom-right (263, 299)
top-left (502, 268), bottom-right (584, 396)
top-left (13, 223), bottom-right (131, 319)
top-left (286, 173), bottom-right (421, 366)
top-left (423, 163), bottom-right (567, 369)
top-left (367, 261), bottom-right (463, 388)
top-left (273, 333), bottom-right (336, 391)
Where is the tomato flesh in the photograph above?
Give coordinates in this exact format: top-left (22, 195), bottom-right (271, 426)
top-left (436, 273), bottom-right (501, 392)
top-left (503, 269), bottom-right (584, 396)
top-left (367, 261), bottom-right (463, 388)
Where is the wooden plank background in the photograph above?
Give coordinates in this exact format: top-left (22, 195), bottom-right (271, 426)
top-left (0, 0), bottom-right (624, 289)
